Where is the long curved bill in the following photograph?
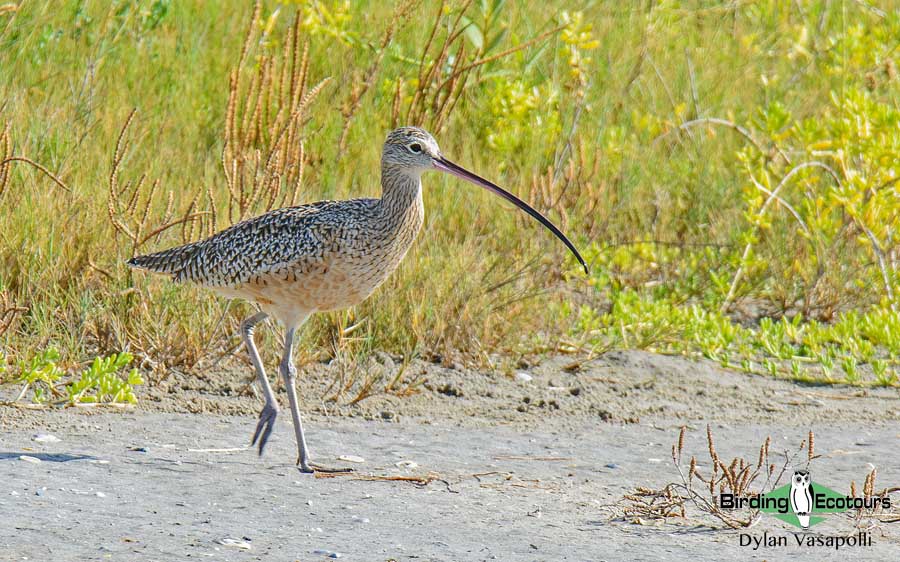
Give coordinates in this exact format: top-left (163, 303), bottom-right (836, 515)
top-left (433, 156), bottom-right (589, 275)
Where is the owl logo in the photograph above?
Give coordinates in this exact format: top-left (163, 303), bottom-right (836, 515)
top-left (789, 470), bottom-right (814, 529)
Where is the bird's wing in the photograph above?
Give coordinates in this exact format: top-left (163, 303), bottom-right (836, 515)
top-left (129, 200), bottom-right (374, 287)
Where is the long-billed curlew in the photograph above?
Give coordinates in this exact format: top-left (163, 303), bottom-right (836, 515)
top-left (128, 127), bottom-right (587, 473)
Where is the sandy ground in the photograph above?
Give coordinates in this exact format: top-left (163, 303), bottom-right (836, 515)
top-left (1, 350), bottom-right (899, 561)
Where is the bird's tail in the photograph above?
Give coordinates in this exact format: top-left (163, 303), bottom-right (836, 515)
top-left (128, 243), bottom-right (198, 276)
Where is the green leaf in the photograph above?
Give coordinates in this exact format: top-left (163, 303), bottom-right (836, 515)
top-left (460, 16), bottom-right (483, 51)
top-left (485, 27), bottom-right (508, 56)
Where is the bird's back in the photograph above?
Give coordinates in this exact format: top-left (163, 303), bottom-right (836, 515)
top-left (129, 192), bottom-right (423, 316)
top-left (130, 199), bottom-right (377, 285)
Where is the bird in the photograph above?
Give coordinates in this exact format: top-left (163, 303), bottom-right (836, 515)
top-left (128, 126), bottom-right (587, 473)
top-left (789, 470), bottom-right (814, 529)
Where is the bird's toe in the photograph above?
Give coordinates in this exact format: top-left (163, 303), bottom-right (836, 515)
top-left (251, 403), bottom-right (279, 455)
top-left (306, 462), bottom-right (354, 474)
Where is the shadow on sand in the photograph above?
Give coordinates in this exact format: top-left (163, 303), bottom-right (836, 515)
top-left (0, 452), bottom-right (98, 462)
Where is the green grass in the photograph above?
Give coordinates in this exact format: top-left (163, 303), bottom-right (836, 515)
top-left (1, 1), bottom-right (899, 388)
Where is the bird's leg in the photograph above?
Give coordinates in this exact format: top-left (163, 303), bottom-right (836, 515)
top-left (280, 325), bottom-right (313, 472)
top-left (243, 312), bottom-right (278, 455)
top-left (280, 324), bottom-right (352, 474)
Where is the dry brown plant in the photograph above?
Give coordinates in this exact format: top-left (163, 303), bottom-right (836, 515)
top-left (528, 141), bottom-right (609, 234)
top-left (222, 1), bottom-right (332, 225)
top-left (392, 0), bottom-right (564, 133)
top-left (337, 0), bottom-right (420, 154)
top-left (622, 425), bottom-right (809, 529)
top-left (0, 120), bottom-right (72, 199)
top-left (0, 290), bottom-right (26, 339)
top-left (622, 484), bottom-right (686, 520)
top-left (849, 467), bottom-right (900, 528)
top-left (0, 121), bottom-right (10, 197)
top-left (626, 426), bottom-right (900, 531)
top-left (106, 109), bottom-right (209, 259)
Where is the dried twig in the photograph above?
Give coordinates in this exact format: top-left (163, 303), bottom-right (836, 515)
top-left (400, 2), bottom-right (561, 132)
top-left (0, 157), bottom-right (72, 194)
top-left (0, 290), bottom-right (27, 338)
top-left (107, 110), bottom-right (207, 258)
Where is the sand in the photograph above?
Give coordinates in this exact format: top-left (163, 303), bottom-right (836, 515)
top-left (1, 350), bottom-right (898, 561)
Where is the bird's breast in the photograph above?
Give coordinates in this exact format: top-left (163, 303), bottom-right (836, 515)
top-left (330, 197), bottom-right (424, 309)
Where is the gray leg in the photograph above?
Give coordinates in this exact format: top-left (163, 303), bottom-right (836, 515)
top-left (280, 325), bottom-right (312, 472)
top-left (243, 312), bottom-right (278, 455)
top-left (280, 324), bottom-right (353, 474)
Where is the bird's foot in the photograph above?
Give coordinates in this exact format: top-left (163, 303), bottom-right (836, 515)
top-left (297, 457), bottom-right (354, 474)
top-left (250, 402), bottom-right (279, 455)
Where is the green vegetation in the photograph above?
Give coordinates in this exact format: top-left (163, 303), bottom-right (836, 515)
top-left (11, 348), bottom-right (143, 405)
top-left (1, 1), bottom-right (899, 387)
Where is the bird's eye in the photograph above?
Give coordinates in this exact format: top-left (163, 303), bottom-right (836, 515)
top-left (409, 143), bottom-right (422, 153)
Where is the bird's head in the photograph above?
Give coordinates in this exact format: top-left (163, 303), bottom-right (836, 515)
top-left (382, 126), bottom-right (589, 275)
top-left (382, 127), bottom-right (442, 173)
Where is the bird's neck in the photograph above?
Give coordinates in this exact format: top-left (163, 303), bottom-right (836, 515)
top-left (379, 164), bottom-right (423, 218)
top-left (378, 166), bottom-right (425, 253)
